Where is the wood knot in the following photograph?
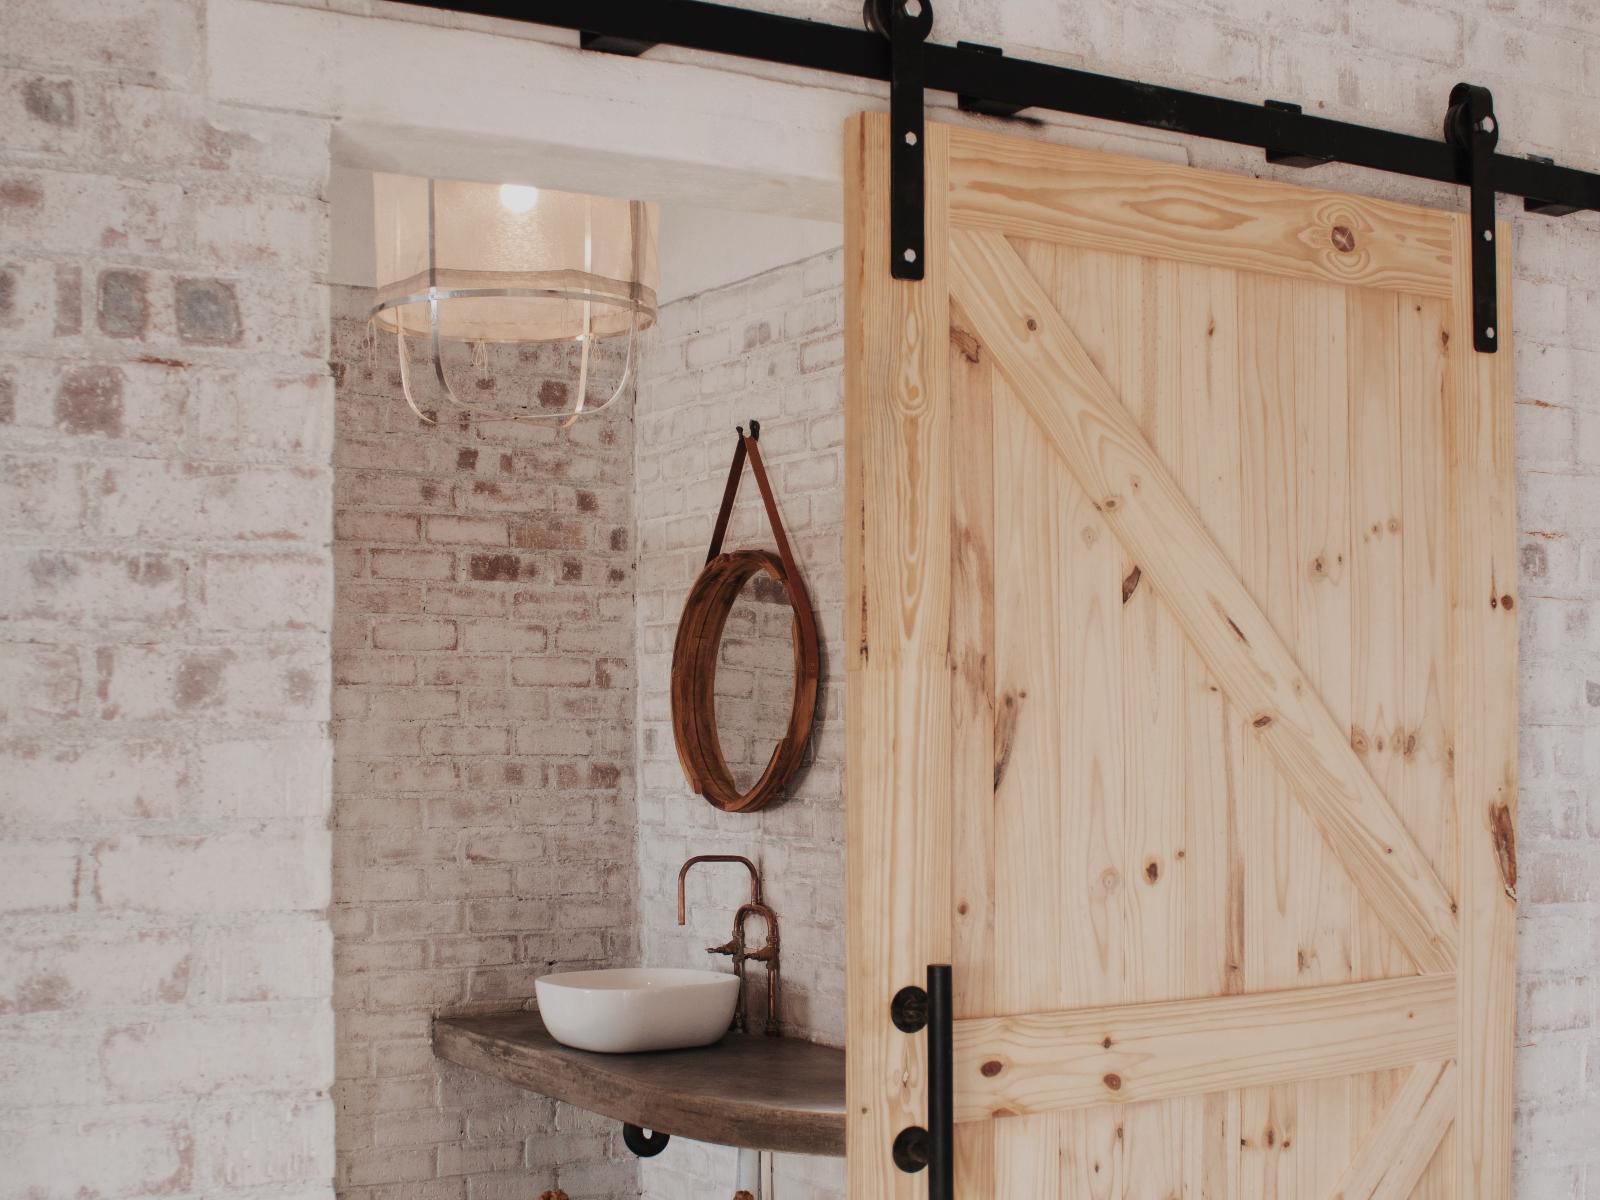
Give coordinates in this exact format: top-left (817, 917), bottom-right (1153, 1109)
top-left (1103, 1073), bottom-right (1122, 1091)
top-left (1101, 1036), bottom-right (1113, 1049)
top-left (1025, 317), bottom-right (1039, 331)
top-left (1144, 859), bottom-right (1160, 883)
top-left (957, 900), bottom-right (970, 915)
top-left (981, 1060), bottom-right (1004, 1077)
top-left (1490, 800), bottom-right (1518, 898)
top-left (1331, 225), bottom-right (1356, 252)
top-left (950, 324), bottom-right (982, 363)
top-left (1252, 714), bottom-right (1273, 729)
top-left (1501, 594), bottom-right (1515, 610)
top-left (1121, 565), bottom-right (1142, 604)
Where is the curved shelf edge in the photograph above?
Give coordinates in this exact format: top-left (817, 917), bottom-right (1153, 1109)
top-left (432, 1012), bottom-right (845, 1158)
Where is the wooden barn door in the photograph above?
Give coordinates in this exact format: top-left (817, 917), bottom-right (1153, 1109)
top-left (843, 113), bottom-right (1517, 1200)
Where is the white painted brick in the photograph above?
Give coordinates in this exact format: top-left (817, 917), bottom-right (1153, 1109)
top-left (82, 460), bottom-right (332, 545)
top-left (100, 1006), bottom-right (333, 1101)
top-left (194, 1096), bottom-right (336, 1188)
top-left (95, 829), bottom-right (331, 913)
top-left (0, 838), bottom-right (81, 913)
top-left (2, 1108), bottom-right (194, 1200)
top-left (93, 641), bottom-right (329, 723)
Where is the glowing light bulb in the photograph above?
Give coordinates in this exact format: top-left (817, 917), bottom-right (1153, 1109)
top-left (498, 184), bottom-right (539, 214)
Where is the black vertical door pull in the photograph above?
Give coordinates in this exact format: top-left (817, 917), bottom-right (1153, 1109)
top-left (890, 963), bottom-right (953, 1199)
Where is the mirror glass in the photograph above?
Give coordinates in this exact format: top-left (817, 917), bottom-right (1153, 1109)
top-left (713, 571), bottom-right (797, 794)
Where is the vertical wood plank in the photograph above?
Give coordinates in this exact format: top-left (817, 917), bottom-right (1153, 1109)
top-left (844, 111), bottom-right (953, 1200)
top-left (1122, 257), bottom-right (1187, 1008)
top-left (1289, 279), bottom-right (1357, 1200)
top-left (1399, 291), bottom-right (1461, 1200)
top-left (995, 1112), bottom-right (1059, 1198)
top-left (1171, 261), bottom-right (1245, 1200)
top-left (1236, 272), bottom-right (1301, 1200)
top-left (1450, 218), bottom-right (1518, 1200)
top-left (948, 300), bottom-right (997, 1199)
top-left (1171, 262), bottom-right (1246, 1008)
top-left (992, 384), bottom-right (1069, 1020)
top-left (1027, 242), bottom-right (1132, 1193)
top-left (1346, 284), bottom-right (1411, 1186)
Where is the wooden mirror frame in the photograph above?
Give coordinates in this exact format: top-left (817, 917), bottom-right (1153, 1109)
top-left (670, 547), bottom-right (820, 813)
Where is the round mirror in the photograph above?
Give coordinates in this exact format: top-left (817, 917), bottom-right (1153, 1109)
top-left (670, 549), bottom-right (819, 813)
top-left (715, 570), bottom-right (799, 794)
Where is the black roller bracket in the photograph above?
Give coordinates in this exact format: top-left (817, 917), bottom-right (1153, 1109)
top-left (866, 0), bottom-right (932, 279)
top-left (1445, 83), bottom-right (1500, 353)
top-left (892, 965), bottom-right (952, 1200)
top-left (622, 1123), bottom-right (670, 1157)
top-left (1263, 100), bottom-right (1332, 168)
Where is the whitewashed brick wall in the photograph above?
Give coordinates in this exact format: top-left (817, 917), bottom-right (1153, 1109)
top-left (329, 287), bottom-right (639, 1199)
top-left (0, 2), bottom-right (337, 1197)
top-left (634, 249), bottom-right (847, 1200)
top-left (6, 1), bottom-right (1600, 1197)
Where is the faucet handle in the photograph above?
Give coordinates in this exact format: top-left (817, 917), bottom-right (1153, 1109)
top-left (707, 939), bottom-right (740, 957)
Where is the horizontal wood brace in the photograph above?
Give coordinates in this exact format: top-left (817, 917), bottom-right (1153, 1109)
top-left (951, 974), bottom-right (1457, 1121)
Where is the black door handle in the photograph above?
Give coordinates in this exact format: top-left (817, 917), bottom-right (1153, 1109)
top-left (890, 963), bottom-right (953, 1199)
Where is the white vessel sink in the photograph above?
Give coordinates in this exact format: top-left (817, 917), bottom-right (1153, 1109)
top-left (534, 967), bottom-right (740, 1054)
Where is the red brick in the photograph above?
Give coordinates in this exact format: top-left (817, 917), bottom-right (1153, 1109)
top-left (371, 619), bottom-right (457, 651)
top-left (425, 514), bottom-right (506, 545)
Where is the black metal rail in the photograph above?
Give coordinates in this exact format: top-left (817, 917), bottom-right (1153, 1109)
top-left (390, 0), bottom-right (1600, 215)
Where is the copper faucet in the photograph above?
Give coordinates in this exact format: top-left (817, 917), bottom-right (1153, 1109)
top-left (676, 855), bottom-right (781, 1037)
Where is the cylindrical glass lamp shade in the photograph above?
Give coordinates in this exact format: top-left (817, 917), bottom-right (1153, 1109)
top-left (370, 173), bottom-right (659, 420)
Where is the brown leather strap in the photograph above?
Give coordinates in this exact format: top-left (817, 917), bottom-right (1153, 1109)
top-left (742, 435), bottom-right (802, 588)
top-left (706, 427), bottom-right (748, 564)
top-left (705, 423), bottom-right (802, 593)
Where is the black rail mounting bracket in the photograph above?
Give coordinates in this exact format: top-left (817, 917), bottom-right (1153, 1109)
top-left (956, 42), bottom-right (1030, 118)
top-left (1264, 100), bottom-right (1333, 168)
top-left (579, 30), bottom-right (656, 55)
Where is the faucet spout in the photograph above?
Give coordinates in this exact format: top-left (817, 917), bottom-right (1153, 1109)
top-left (675, 854), bottom-right (780, 1036)
top-left (676, 854), bottom-right (762, 925)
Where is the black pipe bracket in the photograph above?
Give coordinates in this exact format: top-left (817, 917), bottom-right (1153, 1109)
top-left (622, 1123), bottom-right (671, 1157)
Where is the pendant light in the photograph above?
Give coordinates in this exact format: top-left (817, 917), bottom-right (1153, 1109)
top-left (371, 173), bottom-right (659, 422)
